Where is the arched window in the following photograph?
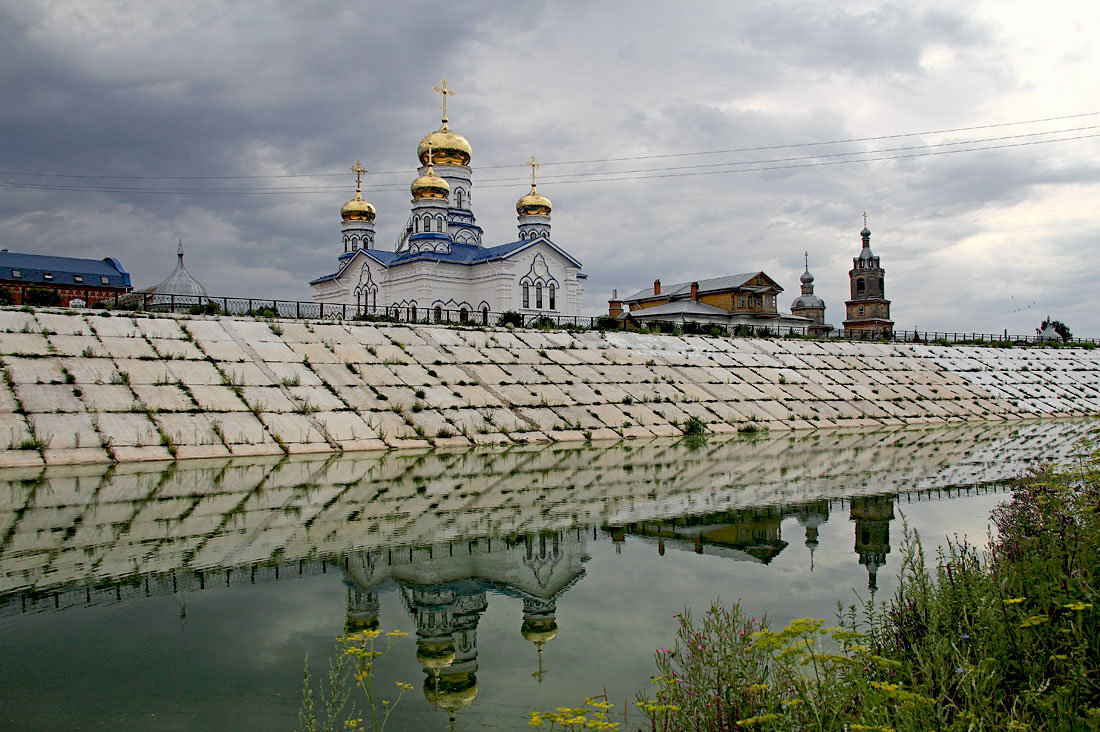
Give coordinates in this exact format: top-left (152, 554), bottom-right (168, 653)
top-left (548, 283), bottom-right (556, 310)
top-left (536, 282), bottom-right (543, 309)
top-left (436, 216), bottom-right (444, 232)
top-left (410, 305), bottom-right (417, 321)
top-left (371, 290), bottom-right (377, 310)
top-left (482, 306), bottom-right (489, 325)
top-left (460, 308), bottom-right (469, 323)
top-left (456, 189), bottom-right (464, 208)
top-left (856, 278), bottom-right (865, 294)
top-left (522, 282), bottom-right (530, 308)
top-left (343, 236), bottom-right (349, 253)
top-left (414, 218), bottom-right (420, 234)
top-left (878, 278), bottom-right (884, 293)
top-left (434, 305), bottom-right (443, 322)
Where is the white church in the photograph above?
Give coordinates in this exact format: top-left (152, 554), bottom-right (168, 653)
top-left (310, 80), bottom-right (586, 322)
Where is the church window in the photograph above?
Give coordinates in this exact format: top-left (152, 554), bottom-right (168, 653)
top-left (456, 189), bottom-right (464, 208)
top-left (878, 277), bottom-right (884, 292)
top-left (460, 308), bottom-right (469, 323)
top-left (437, 216), bottom-right (444, 232)
top-left (343, 236), bottom-right (349, 253)
top-left (482, 306), bottom-right (489, 325)
top-left (522, 282), bottom-right (530, 308)
top-left (536, 283), bottom-right (543, 309)
top-left (549, 283), bottom-right (556, 310)
top-left (371, 291), bottom-right (377, 310)
top-left (856, 278), bottom-right (865, 293)
top-left (434, 305), bottom-right (443, 323)
top-left (410, 305), bottom-right (417, 321)
top-left (414, 218), bottom-right (420, 234)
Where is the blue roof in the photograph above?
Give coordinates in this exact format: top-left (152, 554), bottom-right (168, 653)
top-left (310, 237), bottom-right (584, 284)
top-left (0, 251), bottom-right (131, 288)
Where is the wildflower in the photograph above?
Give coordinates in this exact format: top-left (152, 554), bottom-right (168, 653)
top-left (1064, 601), bottom-right (1093, 611)
top-left (529, 712), bottom-right (544, 727)
top-left (747, 683), bottom-right (769, 693)
top-left (385, 629), bottom-right (409, 637)
top-left (960, 634), bottom-right (970, 640)
top-left (954, 668), bottom-right (965, 674)
top-left (395, 681), bottom-right (414, 691)
top-left (1050, 654), bottom-right (1068, 661)
top-left (1019, 614), bottom-right (1049, 628)
top-left (735, 713), bottom-right (779, 727)
top-left (1003, 597), bottom-right (1026, 605)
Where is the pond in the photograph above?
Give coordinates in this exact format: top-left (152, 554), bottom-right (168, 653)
top-left (0, 420), bottom-right (1090, 731)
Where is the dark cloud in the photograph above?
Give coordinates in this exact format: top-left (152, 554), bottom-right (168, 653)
top-left (0, 1), bottom-right (1097, 335)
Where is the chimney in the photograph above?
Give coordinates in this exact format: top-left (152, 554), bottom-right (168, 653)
top-left (608, 288), bottom-right (623, 318)
top-left (690, 281), bottom-right (699, 301)
top-left (653, 279), bottom-right (661, 296)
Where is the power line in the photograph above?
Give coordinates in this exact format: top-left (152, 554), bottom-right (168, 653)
top-left (2, 131), bottom-right (1097, 196)
top-left (0, 111), bottom-right (1096, 181)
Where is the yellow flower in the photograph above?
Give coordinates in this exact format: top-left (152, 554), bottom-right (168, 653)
top-left (1020, 614), bottom-right (1049, 628)
top-left (395, 681), bottom-right (414, 691)
top-left (385, 630), bottom-right (409, 637)
top-left (735, 713), bottom-right (780, 727)
top-left (528, 713), bottom-right (544, 728)
top-left (747, 683), bottom-right (769, 693)
top-left (1064, 601), bottom-right (1093, 611)
top-left (1003, 597), bottom-right (1026, 605)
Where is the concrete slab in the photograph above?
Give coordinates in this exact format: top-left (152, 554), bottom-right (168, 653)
top-left (0, 413), bottom-right (33, 448)
top-left (189, 385), bottom-right (249, 412)
top-left (259, 413), bottom-right (330, 449)
top-left (288, 386), bottom-right (347, 412)
top-left (44, 335), bottom-right (102, 357)
top-left (150, 338), bottom-right (206, 360)
top-left (15, 384), bottom-right (86, 413)
top-left (239, 386), bottom-right (297, 413)
top-left (267, 362), bottom-right (324, 387)
top-left (29, 412), bottom-right (100, 449)
top-left (78, 383), bottom-right (134, 411)
top-left (166, 360), bottom-right (223, 386)
top-left (131, 385), bottom-right (195, 411)
top-left (312, 411), bottom-right (379, 443)
top-left (94, 412), bottom-right (162, 447)
top-left (98, 336), bottom-right (158, 360)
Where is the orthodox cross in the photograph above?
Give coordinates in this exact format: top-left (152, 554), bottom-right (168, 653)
top-left (425, 141), bottom-right (435, 167)
top-left (804, 251), bottom-right (809, 270)
top-left (863, 211), bottom-right (868, 227)
top-left (349, 160), bottom-right (367, 194)
top-left (526, 155), bottom-right (540, 187)
top-left (433, 77), bottom-right (456, 121)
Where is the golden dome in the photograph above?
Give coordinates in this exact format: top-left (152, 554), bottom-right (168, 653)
top-left (416, 641), bottom-right (457, 671)
top-left (521, 618), bottom-right (559, 646)
top-left (411, 165), bottom-right (450, 201)
top-left (516, 185), bottom-right (552, 218)
top-left (424, 672), bottom-right (479, 712)
top-left (417, 121), bottom-right (472, 167)
top-left (341, 191), bottom-right (376, 222)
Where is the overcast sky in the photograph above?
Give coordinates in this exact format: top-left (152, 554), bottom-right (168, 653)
top-left (2, 1), bottom-right (1099, 336)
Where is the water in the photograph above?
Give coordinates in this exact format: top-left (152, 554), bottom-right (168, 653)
top-left (0, 420), bottom-right (1090, 731)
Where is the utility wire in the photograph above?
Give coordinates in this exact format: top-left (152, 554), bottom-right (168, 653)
top-left (0, 111), bottom-right (1096, 181)
top-left (3, 132), bottom-right (1097, 196)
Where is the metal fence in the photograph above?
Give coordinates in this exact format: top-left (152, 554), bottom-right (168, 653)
top-left (89, 292), bottom-right (1097, 346)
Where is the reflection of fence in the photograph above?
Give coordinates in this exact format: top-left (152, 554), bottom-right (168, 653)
top-left (95, 292), bottom-right (1098, 345)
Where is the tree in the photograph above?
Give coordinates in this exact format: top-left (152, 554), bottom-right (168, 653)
top-left (25, 287), bottom-right (61, 307)
top-left (1038, 317), bottom-right (1072, 342)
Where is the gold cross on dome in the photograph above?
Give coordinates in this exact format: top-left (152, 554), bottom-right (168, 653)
top-left (349, 160), bottom-right (367, 193)
top-left (425, 141), bottom-right (435, 167)
top-left (526, 155), bottom-right (540, 186)
top-left (433, 77), bottom-right (456, 120)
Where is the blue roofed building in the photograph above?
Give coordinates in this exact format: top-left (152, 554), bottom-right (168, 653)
top-left (310, 80), bottom-right (585, 322)
top-left (0, 251), bottom-right (132, 306)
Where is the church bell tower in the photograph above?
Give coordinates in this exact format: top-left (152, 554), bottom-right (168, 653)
top-left (843, 215), bottom-right (893, 338)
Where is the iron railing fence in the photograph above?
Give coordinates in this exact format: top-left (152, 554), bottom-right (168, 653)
top-left (84, 292), bottom-right (1099, 346)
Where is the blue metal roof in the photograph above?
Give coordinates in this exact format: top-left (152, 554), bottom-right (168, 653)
top-left (0, 251), bottom-right (131, 288)
top-left (310, 236), bottom-right (584, 285)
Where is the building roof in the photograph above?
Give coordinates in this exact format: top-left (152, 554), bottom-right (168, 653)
top-left (623, 272), bottom-right (778, 303)
top-left (309, 236), bottom-right (583, 285)
top-left (152, 242), bottom-right (207, 298)
top-left (0, 251), bottom-right (131, 288)
top-left (628, 300), bottom-right (732, 319)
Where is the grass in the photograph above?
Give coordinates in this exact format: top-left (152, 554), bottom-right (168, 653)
top-left (636, 437), bottom-right (1100, 731)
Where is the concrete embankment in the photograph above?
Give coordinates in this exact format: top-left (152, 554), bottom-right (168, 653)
top-left (0, 308), bottom-right (1096, 467)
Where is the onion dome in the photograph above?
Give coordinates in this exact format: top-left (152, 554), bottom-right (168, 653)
top-left (424, 673), bottom-right (479, 713)
top-left (792, 293), bottom-right (825, 309)
top-left (516, 185), bottom-right (552, 217)
top-left (417, 121), bottom-right (472, 167)
top-left (154, 241), bottom-right (208, 298)
top-left (800, 268), bottom-right (814, 285)
top-left (416, 641), bottom-right (457, 671)
top-left (411, 164), bottom-right (450, 200)
top-left (341, 191), bottom-right (376, 222)
top-left (521, 618), bottom-right (559, 646)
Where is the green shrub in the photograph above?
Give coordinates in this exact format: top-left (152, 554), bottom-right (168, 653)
top-left (25, 287), bottom-right (61, 307)
top-left (682, 415), bottom-right (706, 436)
top-left (498, 310), bottom-right (523, 327)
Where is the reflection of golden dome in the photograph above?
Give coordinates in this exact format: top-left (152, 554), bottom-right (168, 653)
top-left (521, 618), bottom-right (559, 646)
top-left (417, 121), bottom-right (472, 167)
top-left (416, 641), bottom-right (457, 671)
top-left (344, 615), bottom-right (380, 633)
top-left (411, 165), bottom-right (450, 201)
top-left (341, 191), bottom-right (376, 222)
top-left (424, 672), bottom-right (479, 712)
top-left (516, 185), bottom-right (552, 217)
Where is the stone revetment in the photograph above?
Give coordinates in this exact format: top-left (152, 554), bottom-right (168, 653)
top-left (0, 308), bottom-right (1098, 467)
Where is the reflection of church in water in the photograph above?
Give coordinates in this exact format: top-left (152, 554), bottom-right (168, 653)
top-left (605, 493), bottom-right (897, 591)
top-left (336, 496), bottom-right (900, 724)
top-left (342, 530), bottom-right (585, 726)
